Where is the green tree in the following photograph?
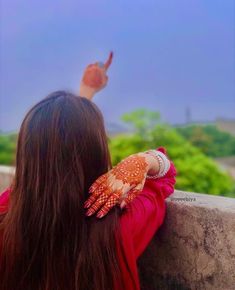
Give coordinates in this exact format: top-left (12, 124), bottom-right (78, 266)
top-left (0, 134), bottom-right (17, 165)
top-left (109, 110), bottom-right (235, 197)
top-left (176, 125), bottom-right (235, 157)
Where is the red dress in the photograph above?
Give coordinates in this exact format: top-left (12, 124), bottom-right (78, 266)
top-left (0, 149), bottom-right (177, 290)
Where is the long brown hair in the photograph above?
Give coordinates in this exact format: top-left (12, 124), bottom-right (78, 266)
top-left (0, 91), bottom-right (125, 290)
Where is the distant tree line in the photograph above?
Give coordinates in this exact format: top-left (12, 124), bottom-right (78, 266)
top-left (0, 110), bottom-right (235, 197)
top-left (176, 124), bottom-right (235, 157)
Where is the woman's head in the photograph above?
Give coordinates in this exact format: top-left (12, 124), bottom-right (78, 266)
top-left (16, 90), bottom-right (111, 196)
top-left (0, 91), bottom-right (125, 290)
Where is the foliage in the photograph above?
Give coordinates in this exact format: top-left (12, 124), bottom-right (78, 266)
top-left (0, 115), bottom-right (235, 197)
top-left (176, 124), bottom-right (235, 157)
top-left (109, 110), bottom-right (235, 197)
top-left (0, 134), bottom-right (17, 165)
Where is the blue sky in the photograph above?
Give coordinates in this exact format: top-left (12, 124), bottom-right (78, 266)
top-left (0, 0), bottom-right (234, 131)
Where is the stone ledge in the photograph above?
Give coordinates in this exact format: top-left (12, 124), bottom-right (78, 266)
top-left (0, 165), bottom-right (15, 192)
top-left (138, 190), bottom-right (235, 290)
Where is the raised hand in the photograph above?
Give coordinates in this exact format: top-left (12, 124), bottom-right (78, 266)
top-left (84, 153), bottom-right (154, 218)
top-left (79, 52), bottom-right (113, 99)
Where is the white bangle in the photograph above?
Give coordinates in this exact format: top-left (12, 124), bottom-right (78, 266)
top-left (146, 150), bottom-right (170, 179)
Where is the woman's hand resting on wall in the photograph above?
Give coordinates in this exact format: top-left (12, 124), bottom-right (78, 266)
top-left (84, 151), bottom-right (162, 218)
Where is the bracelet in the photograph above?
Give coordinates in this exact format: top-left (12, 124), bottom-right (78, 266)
top-left (146, 150), bottom-right (170, 179)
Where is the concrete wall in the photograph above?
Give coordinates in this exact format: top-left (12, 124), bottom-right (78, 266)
top-left (216, 119), bottom-right (235, 136)
top-left (0, 167), bottom-right (235, 290)
top-left (215, 156), bottom-right (235, 179)
top-left (0, 165), bottom-right (15, 192)
top-left (138, 191), bottom-right (235, 290)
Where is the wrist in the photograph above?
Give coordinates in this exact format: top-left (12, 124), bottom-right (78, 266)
top-left (145, 150), bottom-right (170, 179)
top-left (79, 84), bottom-right (96, 100)
top-left (139, 152), bottom-right (160, 176)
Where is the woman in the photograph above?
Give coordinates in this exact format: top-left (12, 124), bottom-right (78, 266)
top-left (0, 53), bottom-right (177, 290)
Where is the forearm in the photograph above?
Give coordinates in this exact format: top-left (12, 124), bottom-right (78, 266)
top-left (79, 84), bottom-right (96, 100)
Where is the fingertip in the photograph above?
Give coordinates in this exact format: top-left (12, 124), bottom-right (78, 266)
top-left (89, 186), bottom-right (95, 193)
top-left (104, 51), bottom-right (113, 70)
top-left (86, 210), bottom-right (93, 216)
top-left (96, 211), bottom-right (105, 218)
top-left (84, 202), bottom-right (90, 209)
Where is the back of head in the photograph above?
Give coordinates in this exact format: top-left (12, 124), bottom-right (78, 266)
top-left (0, 91), bottom-right (123, 290)
top-left (17, 90), bottom-right (111, 193)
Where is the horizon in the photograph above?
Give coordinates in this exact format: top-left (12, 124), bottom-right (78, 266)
top-left (1, 116), bottom-right (235, 136)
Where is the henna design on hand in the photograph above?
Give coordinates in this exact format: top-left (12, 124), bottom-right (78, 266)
top-left (112, 155), bottom-right (147, 185)
top-left (84, 154), bottom-right (148, 218)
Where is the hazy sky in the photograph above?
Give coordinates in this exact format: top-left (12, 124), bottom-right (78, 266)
top-left (0, 0), bottom-right (235, 132)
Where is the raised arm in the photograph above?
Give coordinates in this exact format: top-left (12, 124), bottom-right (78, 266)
top-left (79, 52), bottom-right (113, 100)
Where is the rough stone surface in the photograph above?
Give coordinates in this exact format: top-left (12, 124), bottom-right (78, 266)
top-left (0, 167), bottom-right (235, 289)
top-left (138, 190), bottom-right (235, 290)
top-left (0, 165), bottom-right (14, 192)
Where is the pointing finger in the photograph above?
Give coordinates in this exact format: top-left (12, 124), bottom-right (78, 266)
top-left (104, 51), bottom-right (113, 71)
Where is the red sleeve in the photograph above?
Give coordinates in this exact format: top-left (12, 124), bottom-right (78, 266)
top-left (119, 148), bottom-right (177, 258)
top-left (0, 189), bottom-right (10, 257)
top-left (0, 188), bottom-right (10, 214)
